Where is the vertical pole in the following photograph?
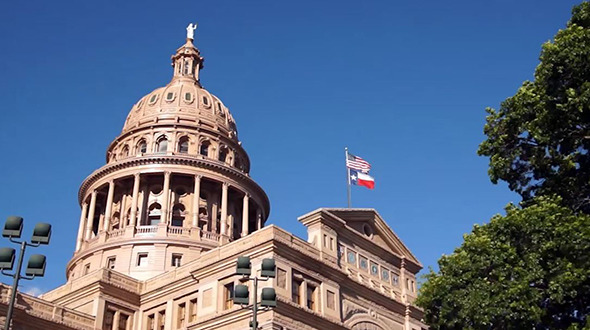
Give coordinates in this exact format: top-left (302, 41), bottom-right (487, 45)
top-left (345, 147), bottom-right (352, 208)
top-left (251, 276), bottom-right (258, 330)
top-left (129, 173), bottom-right (140, 227)
top-left (5, 241), bottom-right (26, 330)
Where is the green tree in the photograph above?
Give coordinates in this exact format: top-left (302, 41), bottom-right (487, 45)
top-left (416, 196), bottom-right (590, 329)
top-left (478, 2), bottom-right (590, 213)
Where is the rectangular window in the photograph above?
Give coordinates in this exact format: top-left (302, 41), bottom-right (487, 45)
top-left (171, 254), bottom-right (182, 267)
top-left (118, 313), bottom-right (129, 330)
top-left (381, 267), bottom-right (390, 282)
top-left (370, 261), bottom-right (379, 277)
top-left (411, 280), bottom-right (416, 292)
top-left (292, 278), bottom-right (302, 305)
top-left (224, 282), bottom-right (234, 310)
top-left (306, 284), bottom-right (317, 311)
top-left (327, 290), bottom-right (335, 310)
top-left (137, 253), bottom-right (148, 267)
top-left (83, 263), bottom-right (91, 275)
top-left (346, 249), bottom-right (357, 265)
top-left (189, 298), bottom-right (197, 322)
top-left (177, 302), bottom-right (186, 329)
top-left (359, 255), bottom-right (368, 271)
top-left (106, 256), bottom-right (116, 270)
top-left (277, 268), bottom-right (287, 289)
top-left (157, 310), bottom-right (165, 330)
top-left (103, 309), bottom-right (115, 330)
top-left (146, 313), bottom-right (155, 330)
top-left (330, 237), bottom-right (334, 250)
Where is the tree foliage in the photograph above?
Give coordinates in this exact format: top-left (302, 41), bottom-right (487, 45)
top-left (416, 196), bottom-right (590, 329)
top-left (478, 2), bottom-right (590, 213)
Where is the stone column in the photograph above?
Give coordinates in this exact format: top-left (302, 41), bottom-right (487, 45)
top-left (85, 190), bottom-right (98, 239)
top-left (220, 183), bottom-right (228, 236)
top-left (120, 189), bottom-right (127, 229)
top-left (192, 175), bottom-right (202, 227)
top-left (75, 202), bottom-right (88, 251)
top-left (256, 208), bottom-right (262, 230)
top-left (161, 172), bottom-right (171, 225)
top-left (129, 173), bottom-right (140, 227)
top-left (241, 194), bottom-right (249, 237)
top-left (103, 180), bottom-right (115, 232)
top-left (400, 257), bottom-right (407, 304)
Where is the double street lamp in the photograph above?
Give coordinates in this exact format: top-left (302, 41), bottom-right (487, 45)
top-left (234, 256), bottom-right (277, 330)
top-left (0, 216), bottom-right (51, 330)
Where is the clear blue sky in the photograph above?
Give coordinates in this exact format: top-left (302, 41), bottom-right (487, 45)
top-left (0, 0), bottom-right (582, 294)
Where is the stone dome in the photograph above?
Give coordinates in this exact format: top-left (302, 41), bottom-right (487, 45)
top-left (122, 39), bottom-right (238, 141)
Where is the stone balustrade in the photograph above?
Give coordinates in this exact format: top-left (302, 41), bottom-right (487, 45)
top-left (0, 284), bottom-right (95, 329)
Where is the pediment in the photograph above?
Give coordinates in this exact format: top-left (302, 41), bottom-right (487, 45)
top-left (300, 208), bottom-right (421, 268)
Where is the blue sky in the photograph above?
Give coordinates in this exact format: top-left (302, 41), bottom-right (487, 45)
top-left (0, 0), bottom-right (582, 294)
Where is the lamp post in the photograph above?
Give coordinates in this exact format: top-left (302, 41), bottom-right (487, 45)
top-left (234, 256), bottom-right (277, 330)
top-left (0, 216), bottom-right (51, 330)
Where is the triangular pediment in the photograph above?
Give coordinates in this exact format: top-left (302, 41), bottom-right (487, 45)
top-left (300, 208), bottom-right (421, 268)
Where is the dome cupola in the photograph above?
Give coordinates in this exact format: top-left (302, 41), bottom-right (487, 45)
top-left (67, 25), bottom-right (270, 281)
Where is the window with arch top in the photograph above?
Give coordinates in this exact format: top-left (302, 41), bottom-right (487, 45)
top-left (218, 146), bottom-right (228, 163)
top-left (137, 139), bottom-right (147, 154)
top-left (171, 204), bottom-right (186, 227)
top-left (199, 140), bottom-right (210, 157)
top-left (178, 136), bottom-right (189, 154)
top-left (156, 136), bottom-right (168, 153)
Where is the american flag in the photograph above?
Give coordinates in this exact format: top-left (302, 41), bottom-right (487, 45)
top-left (346, 153), bottom-right (371, 173)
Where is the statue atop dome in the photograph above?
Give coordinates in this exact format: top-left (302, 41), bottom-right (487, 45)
top-left (186, 23), bottom-right (197, 40)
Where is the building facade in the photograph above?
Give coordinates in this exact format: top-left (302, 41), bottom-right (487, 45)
top-left (1, 28), bottom-right (427, 330)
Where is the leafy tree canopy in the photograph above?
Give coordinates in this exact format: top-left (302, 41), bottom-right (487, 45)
top-left (416, 196), bottom-right (590, 329)
top-left (478, 2), bottom-right (590, 213)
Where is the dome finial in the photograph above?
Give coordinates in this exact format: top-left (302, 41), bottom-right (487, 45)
top-left (186, 23), bottom-right (197, 41)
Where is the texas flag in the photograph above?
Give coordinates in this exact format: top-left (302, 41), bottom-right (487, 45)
top-left (350, 170), bottom-right (375, 190)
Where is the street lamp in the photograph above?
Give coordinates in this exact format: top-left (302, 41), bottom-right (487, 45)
top-left (234, 256), bottom-right (277, 330)
top-left (1, 216), bottom-right (51, 330)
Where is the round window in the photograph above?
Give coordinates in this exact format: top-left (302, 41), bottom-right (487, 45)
top-left (150, 185), bottom-right (163, 195)
top-left (363, 224), bottom-right (373, 237)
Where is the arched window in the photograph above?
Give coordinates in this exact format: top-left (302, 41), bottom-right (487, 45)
top-left (171, 204), bottom-right (186, 227)
top-left (218, 146), bottom-right (228, 163)
top-left (148, 203), bottom-right (162, 225)
top-left (199, 141), bottom-right (210, 157)
top-left (156, 136), bottom-right (168, 153)
top-left (120, 145), bottom-right (129, 158)
top-left (137, 140), bottom-right (147, 154)
top-left (178, 136), bottom-right (189, 154)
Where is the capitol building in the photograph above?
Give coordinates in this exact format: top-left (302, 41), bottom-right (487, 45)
top-left (0, 27), bottom-right (426, 330)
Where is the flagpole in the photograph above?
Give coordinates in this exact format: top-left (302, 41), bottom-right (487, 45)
top-left (345, 147), bottom-right (352, 208)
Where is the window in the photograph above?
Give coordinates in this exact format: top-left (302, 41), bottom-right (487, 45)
top-left (306, 284), bottom-right (317, 311)
top-left (149, 94), bottom-right (158, 104)
top-left (138, 140), bottom-right (147, 154)
top-left (148, 203), bottom-right (162, 225)
top-left (165, 92), bottom-right (175, 102)
top-left (189, 298), bottom-right (197, 322)
top-left (277, 268), bottom-right (287, 289)
top-left (121, 145), bottom-right (129, 158)
top-left (103, 309), bottom-right (115, 330)
top-left (156, 137), bottom-right (168, 153)
top-left (199, 141), bottom-right (210, 157)
top-left (202, 96), bottom-right (209, 106)
top-left (223, 282), bottom-right (234, 310)
top-left (106, 257), bottom-right (116, 270)
top-left (178, 137), bottom-right (189, 153)
top-left (137, 253), bottom-right (148, 267)
top-left (146, 313), bottom-right (155, 330)
top-left (218, 146), bottom-right (227, 162)
top-left (347, 250), bottom-right (357, 265)
top-left (392, 272), bottom-right (400, 286)
top-left (327, 290), bottom-right (335, 310)
top-left (381, 267), bottom-right (390, 282)
top-left (171, 254), bottom-right (182, 267)
top-left (370, 262), bottom-right (379, 277)
top-left (171, 204), bottom-right (185, 227)
top-left (83, 263), bottom-right (91, 275)
top-left (184, 92), bottom-right (192, 102)
top-left (177, 302), bottom-right (186, 329)
top-left (292, 278), bottom-right (302, 305)
top-left (359, 256), bottom-right (368, 271)
top-left (157, 310), bottom-right (165, 330)
top-left (118, 313), bottom-right (129, 330)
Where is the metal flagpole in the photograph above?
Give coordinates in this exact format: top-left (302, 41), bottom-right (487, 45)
top-left (345, 147), bottom-right (352, 208)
